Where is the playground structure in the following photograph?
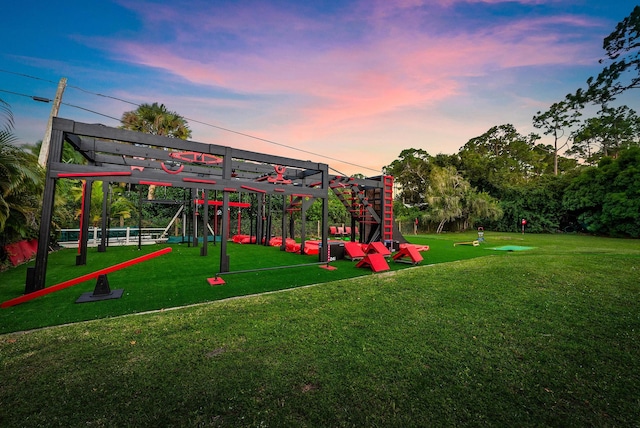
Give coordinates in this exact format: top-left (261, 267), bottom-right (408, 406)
top-left (25, 117), bottom-right (332, 294)
top-left (20, 117), bottom-right (407, 299)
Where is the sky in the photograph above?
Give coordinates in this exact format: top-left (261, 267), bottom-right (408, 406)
top-left (1, 0), bottom-right (637, 176)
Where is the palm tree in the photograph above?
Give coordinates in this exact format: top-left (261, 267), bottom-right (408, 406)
top-left (121, 102), bottom-right (191, 139)
top-left (0, 100), bottom-right (44, 241)
top-left (120, 102), bottom-right (192, 199)
top-left (425, 166), bottom-right (469, 234)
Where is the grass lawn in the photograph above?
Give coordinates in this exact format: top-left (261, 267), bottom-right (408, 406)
top-left (0, 235), bottom-right (487, 334)
top-left (0, 232), bottom-right (639, 426)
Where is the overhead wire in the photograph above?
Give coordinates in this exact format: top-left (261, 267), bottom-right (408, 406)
top-left (1, 69), bottom-right (383, 173)
top-left (0, 88), bottom-right (121, 121)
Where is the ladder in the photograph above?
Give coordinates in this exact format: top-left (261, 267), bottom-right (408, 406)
top-left (382, 176), bottom-right (394, 242)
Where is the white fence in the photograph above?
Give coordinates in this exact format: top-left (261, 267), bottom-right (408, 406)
top-left (57, 227), bottom-right (168, 248)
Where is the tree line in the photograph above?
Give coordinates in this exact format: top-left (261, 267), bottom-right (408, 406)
top-left (386, 6), bottom-right (640, 238)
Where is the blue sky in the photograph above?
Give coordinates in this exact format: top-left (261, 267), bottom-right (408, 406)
top-left (1, 1), bottom-right (637, 175)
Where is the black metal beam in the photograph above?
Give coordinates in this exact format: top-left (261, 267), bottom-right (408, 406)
top-left (53, 117), bottom-right (326, 170)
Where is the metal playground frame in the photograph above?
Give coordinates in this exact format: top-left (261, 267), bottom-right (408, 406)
top-left (27, 117), bottom-right (332, 293)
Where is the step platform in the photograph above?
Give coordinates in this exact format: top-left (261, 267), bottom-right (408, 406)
top-left (355, 253), bottom-right (390, 272)
top-left (392, 245), bottom-right (424, 265)
top-left (364, 241), bottom-right (391, 257)
top-left (344, 242), bottom-right (365, 261)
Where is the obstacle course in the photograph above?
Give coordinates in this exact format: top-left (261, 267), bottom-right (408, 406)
top-left (10, 117), bottom-right (422, 308)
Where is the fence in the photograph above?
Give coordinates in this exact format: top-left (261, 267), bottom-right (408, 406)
top-left (57, 227), bottom-right (167, 248)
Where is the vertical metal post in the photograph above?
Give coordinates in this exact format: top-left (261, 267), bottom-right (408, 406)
top-left (219, 148), bottom-right (232, 272)
top-left (320, 166), bottom-right (329, 263)
top-left (76, 179), bottom-right (93, 265)
top-left (98, 180), bottom-right (109, 252)
top-left (300, 197), bottom-right (313, 255)
top-left (256, 193), bottom-right (264, 245)
top-left (192, 188), bottom-right (199, 247)
top-left (201, 189), bottom-right (209, 256)
top-left (138, 186), bottom-right (142, 250)
top-left (265, 195), bottom-right (272, 245)
top-left (26, 127), bottom-right (64, 292)
top-left (280, 195), bottom-right (287, 251)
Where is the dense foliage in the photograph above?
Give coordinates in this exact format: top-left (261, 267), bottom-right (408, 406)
top-left (387, 6), bottom-right (640, 237)
top-left (563, 148), bottom-right (640, 237)
top-left (0, 101), bottom-right (43, 246)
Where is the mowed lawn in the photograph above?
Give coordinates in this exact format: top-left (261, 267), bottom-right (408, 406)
top-left (0, 233), bottom-right (638, 427)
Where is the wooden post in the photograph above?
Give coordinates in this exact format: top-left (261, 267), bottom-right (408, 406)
top-left (38, 77), bottom-right (67, 167)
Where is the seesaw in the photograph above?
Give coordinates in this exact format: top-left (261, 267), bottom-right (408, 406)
top-left (453, 240), bottom-right (479, 247)
top-left (1, 247), bottom-right (172, 308)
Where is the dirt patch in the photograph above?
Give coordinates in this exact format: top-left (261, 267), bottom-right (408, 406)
top-left (206, 347), bottom-right (226, 358)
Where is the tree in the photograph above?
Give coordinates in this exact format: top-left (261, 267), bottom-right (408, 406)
top-left (0, 100), bottom-right (44, 242)
top-left (568, 6), bottom-right (640, 107)
top-left (459, 124), bottom-right (542, 195)
top-left (71, 181), bottom-right (135, 228)
top-left (121, 103), bottom-right (192, 200)
top-left (425, 166), bottom-right (468, 234)
top-left (568, 106), bottom-right (640, 163)
top-left (533, 101), bottom-right (581, 175)
top-left (384, 148), bottom-right (432, 206)
top-left (563, 147), bottom-right (640, 237)
top-left (304, 191), bottom-right (349, 226)
top-left (423, 165), bottom-right (501, 233)
top-left (121, 102), bottom-right (192, 139)
top-left (461, 190), bottom-right (503, 231)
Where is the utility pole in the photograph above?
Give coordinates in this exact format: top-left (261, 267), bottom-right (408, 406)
top-left (38, 77), bottom-right (67, 167)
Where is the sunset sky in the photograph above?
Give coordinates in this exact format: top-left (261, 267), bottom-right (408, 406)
top-left (1, 1), bottom-right (637, 176)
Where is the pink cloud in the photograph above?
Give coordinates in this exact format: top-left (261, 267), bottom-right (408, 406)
top-left (90, 1), bottom-right (609, 174)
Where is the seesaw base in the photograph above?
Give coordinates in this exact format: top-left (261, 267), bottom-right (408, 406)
top-left (76, 289), bottom-right (124, 303)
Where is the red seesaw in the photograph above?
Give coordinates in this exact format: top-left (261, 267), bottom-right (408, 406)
top-left (1, 247), bottom-right (172, 308)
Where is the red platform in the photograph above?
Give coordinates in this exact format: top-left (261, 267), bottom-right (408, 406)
top-left (392, 245), bottom-right (424, 265)
top-left (344, 242), bottom-right (365, 261)
top-left (355, 253), bottom-right (390, 272)
top-left (364, 241), bottom-right (391, 257)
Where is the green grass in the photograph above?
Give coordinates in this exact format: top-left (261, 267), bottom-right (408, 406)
top-left (0, 233), bottom-right (639, 426)
top-left (0, 236), bottom-right (488, 334)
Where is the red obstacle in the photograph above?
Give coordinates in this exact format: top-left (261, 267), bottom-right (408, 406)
top-left (364, 241), bottom-right (391, 257)
top-left (1, 247), bottom-right (172, 308)
top-left (392, 245), bottom-right (424, 265)
top-left (344, 242), bottom-right (365, 261)
top-left (355, 253), bottom-right (390, 272)
top-left (3, 239), bottom-right (38, 266)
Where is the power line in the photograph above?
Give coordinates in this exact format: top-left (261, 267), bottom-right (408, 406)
top-left (0, 69), bottom-right (57, 84)
top-left (67, 85), bottom-right (139, 106)
top-left (0, 88), bottom-right (51, 103)
top-left (0, 88), bottom-right (120, 121)
top-left (60, 103), bottom-right (121, 121)
top-left (0, 69), bottom-right (137, 106)
top-left (184, 116), bottom-right (382, 173)
top-left (0, 69), bottom-right (383, 173)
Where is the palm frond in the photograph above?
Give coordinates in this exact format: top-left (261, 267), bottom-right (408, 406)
top-left (0, 99), bottom-right (15, 133)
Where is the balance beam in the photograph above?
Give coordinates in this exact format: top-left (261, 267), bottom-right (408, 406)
top-left (453, 240), bottom-right (479, 247)
top-left (1, 247), bottom-right (172, 308)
